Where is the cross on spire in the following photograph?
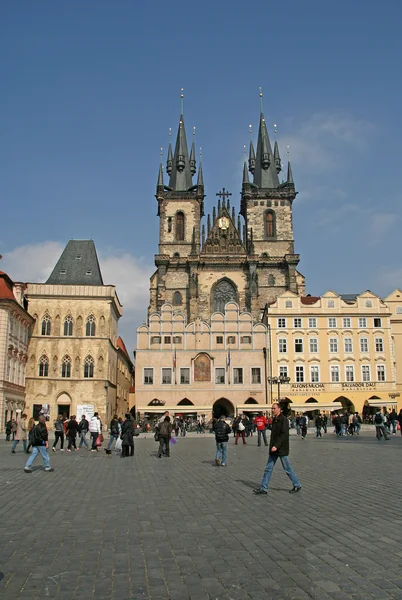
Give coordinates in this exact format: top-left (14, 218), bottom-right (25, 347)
top-left (216, 188), bottom-right (232, 201)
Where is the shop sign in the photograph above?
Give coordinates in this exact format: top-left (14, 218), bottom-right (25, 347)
top-left (291, 383), bottom-right (325, 390)
top-left (341, 382), bottom-right (376, 390)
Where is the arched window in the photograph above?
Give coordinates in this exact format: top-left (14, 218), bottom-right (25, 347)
top-left (173, 291), bottom-right (182, 306)
top-left (268, 274), bottom-right (275, 286)
top-left (38, 355), bottom-right (49, 377)
top-left (265, 211), bottom-right (276, 238)
top-left (176, 212), bottom-right (185, 241)
top-left (61, 355), bottom-right (71, 378)
top-left (63, 315), bottom-right (73, 336)
top-left (212, 279), bottom-right (237, 313)
top-left (84, 356), bottom-right (94, 378)
top-left (41, 314), bottom-right (51, 336)
top-left (86, 315), bottom-right (96, 337)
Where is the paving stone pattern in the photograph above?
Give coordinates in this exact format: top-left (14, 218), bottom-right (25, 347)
top-left (0, 429), bottom-right (402, 600)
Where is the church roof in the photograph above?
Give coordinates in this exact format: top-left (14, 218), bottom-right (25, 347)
top-left (46, 240), bottom-right (104, 285)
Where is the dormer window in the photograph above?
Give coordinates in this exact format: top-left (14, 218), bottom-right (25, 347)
top-left (76, 255), bottom-right (82, 260)
top-left (86, 270), bottom-right (92, 276)
top-left (60, 269), bottom-right (66, 275)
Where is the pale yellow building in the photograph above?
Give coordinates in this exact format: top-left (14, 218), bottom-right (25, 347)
top-left (264, 290), bottom-right (399, 415)
top-left (0, 271), bottom-right (34, 431)
top-left (25, 240), bottom-right (124, 427)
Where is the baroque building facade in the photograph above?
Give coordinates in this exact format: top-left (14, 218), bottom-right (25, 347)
top-left (135, 97), bottom-right (401, 419)
top-left (24, 240), bottom-right (127, 427)
top-left (0, 271), bottom-right (34, 431)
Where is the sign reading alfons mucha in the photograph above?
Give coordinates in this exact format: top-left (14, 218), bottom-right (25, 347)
top-left (194, 354), bottom-right (211, 382)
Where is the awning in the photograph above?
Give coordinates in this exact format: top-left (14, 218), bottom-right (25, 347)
top-left (367, 400), bottom-right (398, 408)
top-left (289, 402), bottom-right (343, 412)
top-left (139, 406), bottom-right (213, 414)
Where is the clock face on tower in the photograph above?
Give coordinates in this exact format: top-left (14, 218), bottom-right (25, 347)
top-left (218, 216), bottom-right (230, 230)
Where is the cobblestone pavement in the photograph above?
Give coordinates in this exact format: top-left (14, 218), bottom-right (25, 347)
top-left (0, 429), bottom-right (402, 600)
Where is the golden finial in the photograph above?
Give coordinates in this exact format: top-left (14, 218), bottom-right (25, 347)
top-left (287, 145), bottom-right (290, 160)
top-left (274, 123), bottom-right (278, 140)
top-left (259, 87), bottom-right (263, 112)
top-left (244, 145), bottom-right (247, 160)
top-left (168, 127), bottom-right (172, 139)
top-left (249, 124), bottom-right (252, 139)
top-left (193, 126), bottom-right (196, 136)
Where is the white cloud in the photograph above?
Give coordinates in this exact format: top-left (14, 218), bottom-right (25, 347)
top-left (1, 242), bottom-right (154, 352)
top-left (1, 241), bottom-right (64, 282)
top-left (281, 112), bottom-right (375, 174)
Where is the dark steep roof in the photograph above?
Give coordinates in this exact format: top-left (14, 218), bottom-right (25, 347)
top-left (46, 240), bottom-right (103, 285)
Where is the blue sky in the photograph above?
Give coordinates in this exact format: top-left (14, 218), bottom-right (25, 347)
top-left (1, 0), bottom-right (402, 351)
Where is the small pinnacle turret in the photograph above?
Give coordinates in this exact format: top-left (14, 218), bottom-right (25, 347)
top-left (157, 162), bottom-right (164, 187)
top-left (274, 141), bottom-right (281, 173)
top-left (248, 140), bottom-right (256, 174)
top-left (166, 143), bottom-right (173, 176)
top-left (242, 161), bottom-right (250, 185)
top-left (287, 161), bottom-right (294, 184)
top-left (189, 142), bottom-right (196, 176)
top-left (197, 160), bottom-right (204, 187)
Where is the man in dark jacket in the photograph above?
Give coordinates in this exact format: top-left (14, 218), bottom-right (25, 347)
top-left (253, 403), bottom-right (301, 495)
top-left (213, 415), bottom-right (231, 466)
top-left (24, 415), bottom-right (53, 473)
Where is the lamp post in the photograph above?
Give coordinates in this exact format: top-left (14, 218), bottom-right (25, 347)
top-left (267, 375), bottom-right (291, 404)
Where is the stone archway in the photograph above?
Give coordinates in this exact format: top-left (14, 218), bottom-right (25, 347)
top-left (213, 398), bottom-right (235, 418)
top-left (334, 396), bottom-right (355, 413)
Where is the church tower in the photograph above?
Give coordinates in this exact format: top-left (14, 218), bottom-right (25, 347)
top-left (240, 92), bottom-right (305, 303)
top-left (149, 94), bottom-right (205, 315)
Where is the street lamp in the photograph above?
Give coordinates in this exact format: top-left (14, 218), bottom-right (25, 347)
top-left (267, 375), bottom-right (290, 403)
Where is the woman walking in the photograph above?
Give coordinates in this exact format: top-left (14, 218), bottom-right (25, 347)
top-left (121, 413), bottom-right (134, 458)
top-left (157, 416), bottom-right (172, 458)
top-left (11, 414), bottom-right (28, 453)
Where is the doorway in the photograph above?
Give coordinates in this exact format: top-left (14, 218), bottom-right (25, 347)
top-left (58, 405), bottom-right (70, 419)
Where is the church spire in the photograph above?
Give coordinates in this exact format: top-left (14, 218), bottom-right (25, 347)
top-left (168, 92), bottom-right (194, 191)
top-left (252, 91), bottom-right (280, 189)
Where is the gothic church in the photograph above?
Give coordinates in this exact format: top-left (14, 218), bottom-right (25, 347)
top-left (150, 96), bottom-right (305, 322)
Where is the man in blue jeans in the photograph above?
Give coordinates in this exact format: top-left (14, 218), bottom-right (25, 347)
top-left (213, 415), bottom-right (231, 466)
top-left (253, 403), bottom-right (301, 495)
top-left (24, 415), bottom-right (53, 473)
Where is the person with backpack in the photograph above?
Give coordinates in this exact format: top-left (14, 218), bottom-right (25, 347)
top-left (24, 415), bottom-right (53, 472)
top-left (157, 416), bottom-right (172, 458)
top-left (213, 415), bottom-right (231, 466)
top-left (299, 414), bottom-right (308, 439)
top-left (108, 415), bottom-right (120, 450)
top-left (66, 415), bottom-right (79, 451)
top-left (374, 409), bottom-right (389, 441)
top-left (5, 419), bottom-right (12, 442)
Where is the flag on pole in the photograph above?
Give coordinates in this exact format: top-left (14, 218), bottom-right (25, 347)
top-left (226, 348), bottom-right (231, 370)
